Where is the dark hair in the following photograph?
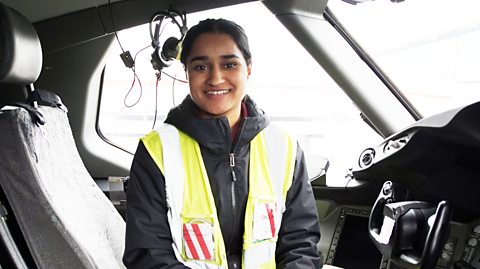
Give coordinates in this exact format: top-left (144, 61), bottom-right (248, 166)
top-left (180, 18), bottom-right (252, 66)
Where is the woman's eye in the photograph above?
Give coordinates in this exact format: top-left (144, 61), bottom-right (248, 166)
top-left (225, 62), bottom-right (238, 69)
top-left (193, 65), bottom-right (208, 71)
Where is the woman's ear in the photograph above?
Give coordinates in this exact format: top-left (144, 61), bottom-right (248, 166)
top-left (247, 63), bottom-right (252, 78)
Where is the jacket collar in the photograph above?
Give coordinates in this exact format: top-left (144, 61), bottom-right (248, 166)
top-left (164, 95), bottom-right (269, 153)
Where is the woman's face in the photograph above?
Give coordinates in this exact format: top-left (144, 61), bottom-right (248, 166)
top-left (185, 33), bottom-right (251, 124)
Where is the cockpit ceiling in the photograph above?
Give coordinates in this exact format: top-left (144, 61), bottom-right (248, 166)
top-left (0, 0), bottom-right (256, 23)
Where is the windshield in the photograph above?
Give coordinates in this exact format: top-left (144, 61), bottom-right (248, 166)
top-left (100, 0), bottom-right (480, 185)
top-left (329, 0), bottom-right (480, 118)
top-left (99, 2), bottom-right (380, 186)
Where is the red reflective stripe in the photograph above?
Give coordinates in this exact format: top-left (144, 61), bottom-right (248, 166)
top-left (183, 224), bottom-right (200, 259)
top-left (192, 223), bottom-right (212, 260)
top-left (265, 203), bottom-right (275, 237)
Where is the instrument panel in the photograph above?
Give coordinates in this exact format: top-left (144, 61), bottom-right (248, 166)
top-left (320, 206), bottom-right (480, 269)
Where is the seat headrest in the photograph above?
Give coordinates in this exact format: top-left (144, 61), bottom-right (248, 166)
top-left (0, 2), bottom-right (42, 85)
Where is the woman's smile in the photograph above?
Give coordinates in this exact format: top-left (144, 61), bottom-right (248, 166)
top-left (205, 89), bottom-right (231, 96)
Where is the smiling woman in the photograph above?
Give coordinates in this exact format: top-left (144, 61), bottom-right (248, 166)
top-left (122, 17), bottom-right (322, 268)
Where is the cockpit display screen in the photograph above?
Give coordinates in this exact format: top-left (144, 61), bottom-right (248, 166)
top-left (332, 213), bottom-right (383, 269)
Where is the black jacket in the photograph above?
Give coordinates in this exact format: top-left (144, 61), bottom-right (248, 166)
top-left (123, 95), bottom-right (321, 268)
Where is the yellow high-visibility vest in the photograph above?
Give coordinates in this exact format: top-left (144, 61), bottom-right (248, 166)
top-left (141, 123), bottom-right (297, 269)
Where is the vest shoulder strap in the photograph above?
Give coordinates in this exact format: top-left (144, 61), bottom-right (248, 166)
top-left (155, 124), bottom-right (185, 210)
top-left (146, 124), bottom-right (186, 262)
top-left (263, 123), bottom-right (297, 204)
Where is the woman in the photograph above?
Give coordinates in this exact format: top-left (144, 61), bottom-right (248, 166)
top-left (123, 18), bottom-right (321, 269)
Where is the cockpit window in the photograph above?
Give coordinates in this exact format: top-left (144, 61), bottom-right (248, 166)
top-left (329, 0), bottom-right (480, 118)
top-left (99, 2), bottom-right (381, 186)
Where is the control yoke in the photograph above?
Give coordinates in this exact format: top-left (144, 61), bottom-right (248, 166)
top-left (369, 181), bottom-right (453, 269)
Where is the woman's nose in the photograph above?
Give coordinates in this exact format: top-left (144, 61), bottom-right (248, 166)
top-left (206, 66), bottom-right (225, 86)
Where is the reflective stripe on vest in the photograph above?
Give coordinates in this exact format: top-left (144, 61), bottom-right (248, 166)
top-left (141, 123), bottom-right (296, 269)
top-left (242, 125), bottom-right (296, 269)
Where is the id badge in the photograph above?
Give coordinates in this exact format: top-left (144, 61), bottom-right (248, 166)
top-left (183, 222), bottom-right (215, 261)
top-left (253, 202), bottom-right (277, 242)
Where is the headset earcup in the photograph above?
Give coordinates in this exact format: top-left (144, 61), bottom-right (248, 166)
top-left (161, 37), bottom-right (180, 62)
top-left (150, 47), bottom-right (171, 71)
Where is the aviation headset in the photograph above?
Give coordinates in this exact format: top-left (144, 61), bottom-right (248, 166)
top-left (149, 9), bottom-right (188, 72)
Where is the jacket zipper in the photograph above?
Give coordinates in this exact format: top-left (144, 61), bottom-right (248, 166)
top-left (226, 117), bottom-right (245, 252)
top-left (229, 153), bottom-right (237, 212)
top-left (229, 119), bottom-right (244, 214)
